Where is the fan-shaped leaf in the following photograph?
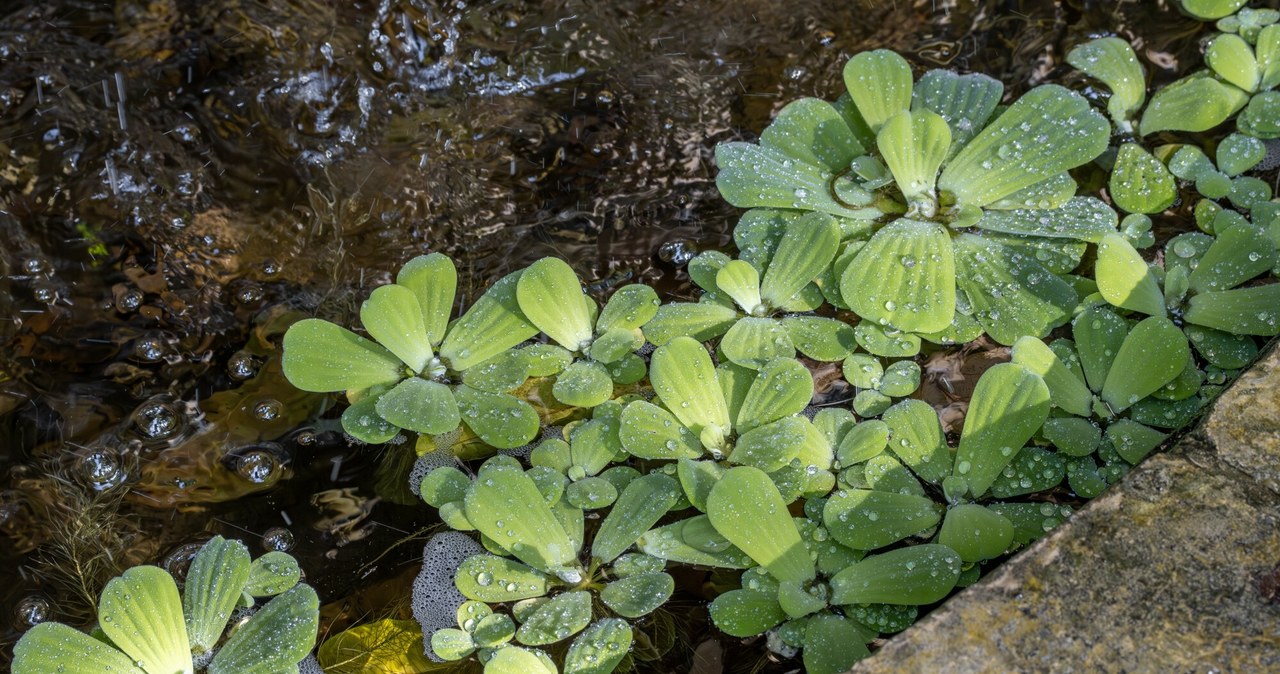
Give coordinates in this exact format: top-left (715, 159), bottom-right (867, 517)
top-left (881, 400), bottom-right (950, 483)
top-left (714, 143), bottom-right (878, 219)
top-left (843, 50), bottom-right (914, 131)
top-left (843, 218), bottom-right (955, 333)
top-left (976, 197), bottom-right (1118, 242)
top-left (243, 552), bottom-right (301, 598)
top-left (597, 284), bottom-right (660, 333)
top-left (209, 585), bottom-right (317, 674)
top-left (937, 504), bottom-right (1015, 563)
top-left (13, 623), bottom-right (146, 674)
top-left (643, 301), bottom-right (739, 344)
top-left (600, 572), bottom-right (674, 618)
top-left (954, 363), bottom-right (1051, 497)
top-left (184, 537), bottom-right (251, 653)
top-left (737, 358), bottom-right (814, 434)
top-left (760, 97), bottom-right (866, 170)
top-left (761, 213), bottom-right (841, 308)
top-left (455, 387), bottom-right (539, 448)
top-left (464, 462), bottom-right (577, 573)
top-left (618, 400), bottom-right (703, 460)
top-left (1185, 284), bottom-right (1280, 335)
top-left (440, 270), bottom-right (538, 371)
top-left (1066, 37), bottom-right (1146, 125)
top-left (99, 566), bottom-right (190, 674)
top-left (360, 284), bottom-right (433, 374)
top-left (1011, 337), bottom-right (1092, 417)
top-left (878, 110), bottom-right (951, 201)
top-left (593, 474), bottom-right (681, 563)
top-left (1095, 233), bottom-right (1165, 316)
top-left (396, 253), bottom-right (457, 346)
top-left (564, 620), bottom-right (632, 674)
top-left (1110, 144), bottom-right (1176, 214)
top-left (1207, 33), bottom-right (1260, 92)
top-left (823, 489), bottom-right (941, 550)
top-left (709, 590), bottom-right (786, 637)
top-left (375, 378), bottom-right (461, 435)
top-left (1139, 73), bottom-right (1249, 136)
top-left (912, 69), bottom-right (1003, 154)
top-left (954, 234), bottom-right (1077, 345)
top-left (518, 258), bottom-right (594, 349)
top-left (730, 417), bottom-right (808, 473)
top-left (803, 615), bottom-right (872, 674)
top-left (455, 555), bottom-right (550, 602)
top-left (282, 319), bottom-right (404, 393)
top-left (830, 545), bottom-right (962, 605)
top-left (939, 85), bottom-right (1108, 207)
top-left (516, 591), bottom-right (593, 646)
top-left (553, 360), bottom-right (614, 408)
top-left (707, 467), bottom-right (815, 583)
top-left (650, 337), bottom-right (731, 438)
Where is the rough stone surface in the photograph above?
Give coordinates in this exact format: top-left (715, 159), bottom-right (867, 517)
top-left (851, 345), bottom-right (1280, 674)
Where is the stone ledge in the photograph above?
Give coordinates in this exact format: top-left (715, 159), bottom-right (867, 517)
top-left (850, 344), bottom-right (1280, 674)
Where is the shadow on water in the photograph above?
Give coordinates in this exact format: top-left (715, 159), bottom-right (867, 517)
top-left (0, 0), bottom-right (1220, 669)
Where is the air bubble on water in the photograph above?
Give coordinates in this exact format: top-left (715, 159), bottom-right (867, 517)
top-left (262, 527), bottom-right (295, 552)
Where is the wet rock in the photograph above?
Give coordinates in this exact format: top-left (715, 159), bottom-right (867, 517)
top-left (1200, 349), bottom-right (1280, 497)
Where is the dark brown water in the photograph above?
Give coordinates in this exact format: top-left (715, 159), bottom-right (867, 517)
top-left (0, 0), bottom-right (1239, 669)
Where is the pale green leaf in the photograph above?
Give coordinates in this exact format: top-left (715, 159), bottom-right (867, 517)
top-left (643, 301), bottom-right (739, 344)
top-left (13, 623), bottom-right (145, 674)
top-left (1189, 222), bottom-right (1275, 294)
top-left (803, 615), bottom-right (872, 674)
top-left (462, 349), bottom-right (532, 393)
top-left (759, 97), bottom-right (866, 170)
top-left (954, 234), bottom-right (1077, 345)
top-left (1066, 37), bottom-right (1146, 125)
top-left (592, 474), bottom-right (681, 563)
top-left (455, 555), bottom-right (550, 602)
top-left (1139, 73), bottom-right (1249, 136)
top-left (842, 218), bottom-right (955, 333)
top-left (975, 197), bottom-right (1117, 242)
top-left (761, 213), bottom-right (841, 308)
top-left (596, 284), bottom-right (659, 333)
top-left (440, 270), bottom-right (537, 371)
top-left (823, 489), bottom-right (941, 550)
top-left (361, 284), bottom-right (433, 373)
top-left (517, 258), bottom-right (594, 349)
top-left (707, 467), bottom-right (815, 583)
top-left (1110, 144), bottom-right (1177, 214)
top-left (836, 420), bottom-right (890, 466)
top-left (737, 358), bottom-right (814, 434)
top-left (843, 50), bottom-right (914, 131)
top-left (720, 317), bottom-right (795, 370)
top-left (939, 85), bottom-right (1109, 207)
top-left (516, 591), bottom-right (593, 646)
top-left (455, 387), bottom-right (539, 448)
top-left (243, 552), bottom-right (302, 598)
top-left (878, 110), bottom-right (951, 201)
top-left (1073, 306), bottom-right (1128, 392)
top-left (553, 360), bottom-right (614, 408)
top-left (1011, 337), bottom-right (1092, 417)
top-left (1207, 33), bottom-right (1260, 92)
top-left (853, 322), bottom-right (922, 357)
top-left (375, 378), bottom-right (461, 435)
top-left (782, 316), bottom-right (856, 361)
top-left (729, 417), bottom-right (808, 473)
top-left (1095, 233), bottom-right (1165, 315)
top-left (340, 392), bottom-right (397, 444)
top-left (708, 590), bottom-right (785, 637)
top-left (714, 143), bottom-right (878, 219)
top-left (954, 363), bottom-right (1051, 497)
top-left (986, 172), bottom-right (1078, 211)
top-left (396, 253), bottom-right (457, 346)
top-left (1042, 416), bottom-right (1102, 457)
top-left (911, 69), bottom-right (1003, 154)
top-left (209, 585), bottom-right (318, 674)
top-left (464, 462), bottom-right (577, 573)
top-left (563, 620), bottom-right (632, 674)
top-left (881, 400), bottom-right (950, 483)
top-left (184, 536), bottom-right (251, 653)
top-left (282, 319), bottom-right (404, 393)
top-left (618, 400), bottom-right (702, 460)
top-left (650, 337), bottom-right (731, 438)
top-left (830, 545), bottom-right (962, 605)
top-left (99, 566), bottom-right (190, 674)
top-left (636, 517), bottom-right (752, 569)
top-left (1186, 284), bottom-right (1280, 335)
top-left (937, 504), bottom-right (1015, 563)
top-left (600, 572), bottom-right (674, 618)
top-left (1101, 316), bottom-right (1192, 412)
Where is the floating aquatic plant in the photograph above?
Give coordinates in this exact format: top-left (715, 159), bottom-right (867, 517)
top-left (13, 536), bottom-right (317, 674)
top-left (282, 253), bottom-right (544, 447)
top-left (716, 49), bottom-right (1113, 343)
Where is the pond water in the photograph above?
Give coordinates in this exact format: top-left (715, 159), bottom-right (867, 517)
top-left (0, 0), bottom-right (1240, 669)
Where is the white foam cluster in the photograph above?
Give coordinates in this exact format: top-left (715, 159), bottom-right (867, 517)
top-left (297, 654), bottom-right (326, 674)
top-left (497, 442), bottom-right (534, 460)
top-left (407, 447), bottom-right (461, 496)
top-left (1261, 138), bottom-right (1280, 171)
top-left (411, 531), bottom-right (485, 661)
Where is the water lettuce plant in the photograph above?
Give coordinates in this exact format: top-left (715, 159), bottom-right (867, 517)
top-left (283, 253), bottom-right (544, 447)
top-left (13, 536), bottom-right (317, 674)
top-left (716, 49), bottom-right (1114, 343)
